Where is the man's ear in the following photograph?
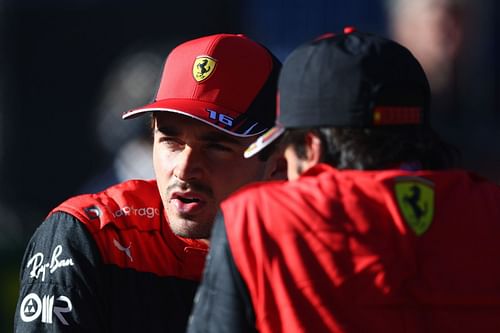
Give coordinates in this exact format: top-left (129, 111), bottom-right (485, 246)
top-left (304, 131), bottom-right (322, 167)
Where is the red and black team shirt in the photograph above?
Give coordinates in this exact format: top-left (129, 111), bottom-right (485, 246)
top-left (188, 164), bottom-right (500, 333)
top-left (14, 179), bottom-right (208, 332)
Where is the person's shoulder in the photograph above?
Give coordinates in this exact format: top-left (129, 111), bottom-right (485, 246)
top-left (228, 179), bottom-right (288, 202)
top-left (426, 169), bottom-right (500, 195)
top-left (48, 179), bottom-right (162, 234)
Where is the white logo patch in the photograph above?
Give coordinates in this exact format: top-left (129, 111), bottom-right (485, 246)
top-left (20, 293), bottom-right (72, 325)
top-left (27, 245), bottom-right (75, 282)
top-left (113, 239), bottom-right (133, 262)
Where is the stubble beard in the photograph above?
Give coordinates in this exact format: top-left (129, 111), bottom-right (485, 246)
top-left (163, 180), bottom-right (215, 239)
top-left (166, 208), bottom-right (215, 239)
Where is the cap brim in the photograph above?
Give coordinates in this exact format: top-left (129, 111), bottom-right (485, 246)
top-left (244, 125), bottom-right (285, 158)
top-left (123, 99), bottom-right (270, 138)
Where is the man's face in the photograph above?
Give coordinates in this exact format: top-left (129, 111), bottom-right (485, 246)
top-left (153, 112), bottom-right (274, 239)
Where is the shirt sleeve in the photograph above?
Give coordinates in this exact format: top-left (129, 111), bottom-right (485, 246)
top-left (14, 211), bottom-right (107, 332)
top-left (187, 210), bottom-right (257, 333)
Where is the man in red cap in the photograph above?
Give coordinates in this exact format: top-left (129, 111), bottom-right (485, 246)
top-left (188, 29), bottom-right (500, 333)
top-left (14, 34), bottom-right (283, 332)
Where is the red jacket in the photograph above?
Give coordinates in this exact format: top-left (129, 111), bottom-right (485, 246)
top-left (15, 179), bottom-right (208, 332)
top-left (189, 164), bottom-right (500, 333)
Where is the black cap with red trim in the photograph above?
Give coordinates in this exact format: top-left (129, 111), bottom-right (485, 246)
top-left (245, 27), bottom-right (430, 158)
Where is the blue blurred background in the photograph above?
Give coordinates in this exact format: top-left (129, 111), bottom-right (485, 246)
top-left (1, 0), bottom-right (499, 330)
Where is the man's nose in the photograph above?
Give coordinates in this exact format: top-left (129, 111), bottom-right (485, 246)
top-left (173, 146), bottom-right (204, 181)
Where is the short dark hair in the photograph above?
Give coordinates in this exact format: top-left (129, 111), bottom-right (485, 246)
top-left (282, 126), bottom-right (459, 170)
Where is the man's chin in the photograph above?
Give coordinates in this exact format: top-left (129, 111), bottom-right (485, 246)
top-left (167, 216), bottom-right (214, 239)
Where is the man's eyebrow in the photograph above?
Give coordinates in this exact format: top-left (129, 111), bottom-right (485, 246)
top-left (156, 126), bottom-right (247, 147)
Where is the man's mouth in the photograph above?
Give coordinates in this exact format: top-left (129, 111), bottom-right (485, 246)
top-left (177, 196), bottom-right (200, 204)
top-left (170, 193), bottom-right (206, 214)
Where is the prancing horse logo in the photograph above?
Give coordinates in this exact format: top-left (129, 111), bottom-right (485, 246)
top-left (394, 177), bottom-right (435, 236)
top-left (193, 56), bottom-right (217, 82)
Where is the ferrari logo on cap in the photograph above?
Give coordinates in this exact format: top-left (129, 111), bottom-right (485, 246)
top-left (193, 56), bottom-right (217, 82)
top-left (394, 177), bottom-right (435, 236)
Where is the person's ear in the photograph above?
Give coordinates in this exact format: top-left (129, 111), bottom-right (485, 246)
top-left (304, 132), bottom-right (322, 167)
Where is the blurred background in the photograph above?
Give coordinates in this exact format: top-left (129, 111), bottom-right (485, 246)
top-left (1, 0), bottom-right (499, 330)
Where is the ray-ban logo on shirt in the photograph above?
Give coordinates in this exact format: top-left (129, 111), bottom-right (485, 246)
top-left (27, 245), bottom-right (75, 282)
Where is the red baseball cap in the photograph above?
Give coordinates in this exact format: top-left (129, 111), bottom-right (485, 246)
top-left (123, 33), bottom-right (281, 137)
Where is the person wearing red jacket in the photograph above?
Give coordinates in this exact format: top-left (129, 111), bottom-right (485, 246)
top-left (187, 29), bottom-right (500, 333)
top-left (14, 34), bottom-right (284, 332)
